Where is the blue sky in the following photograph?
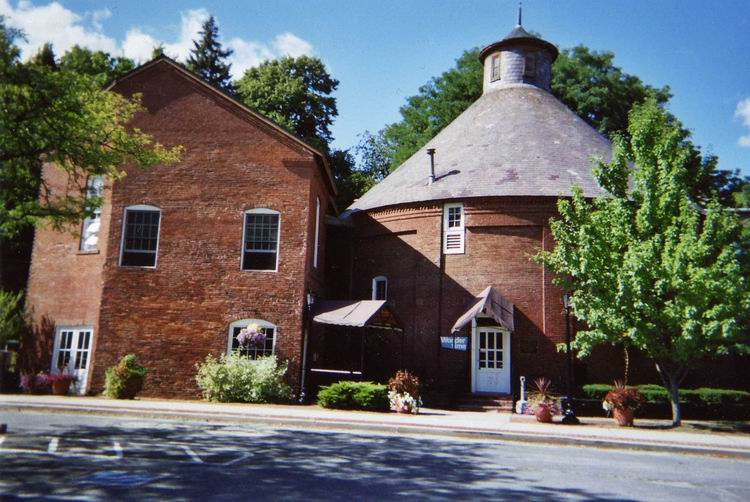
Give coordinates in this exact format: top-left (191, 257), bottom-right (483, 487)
top-left (3, 0), bottom-right (749, 175)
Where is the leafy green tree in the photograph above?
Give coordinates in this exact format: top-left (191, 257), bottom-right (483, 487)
top-left (59, 45), bottom-right (135, 82)
top-left (0, 20), bottom-right (181, 238)
top-left (0, 289), bottom-right (25, 345)
top-left (235, 55), bottom-right (339, 153)
top-left (328, 148), bottom-right (374, 209)
top-left (186, 15), bottom-right (234, 93)
top-left (537, 100), bottom-right (750, 426)
top-left (151, 44), bottom-right (166, 59)
top-left (30, 42), bottom-right (56, 69)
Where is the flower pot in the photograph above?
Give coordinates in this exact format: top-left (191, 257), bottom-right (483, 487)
top-left (119, 377), bottom-right (144, 400)
top-left (613, 407), bottom-right (635, 426)
top-left (535, 405), bottom-right (553, 423)
top-left (52, 380), bottom-right (71, 396)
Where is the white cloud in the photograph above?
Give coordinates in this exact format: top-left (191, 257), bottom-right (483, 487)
top-left (1, 0), bottom-right (117, 55)
top-left (1, 1), bottom-right (314, 78)
top-left (735, 98), bottom-right (750, 148)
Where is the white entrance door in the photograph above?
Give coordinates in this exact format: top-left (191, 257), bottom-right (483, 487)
top-left (51, 327), bottom-right (93, 395)
top-left (473, 327), bottom-right (510, 394)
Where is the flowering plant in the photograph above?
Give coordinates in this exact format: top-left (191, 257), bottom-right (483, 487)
top-left (523, 377), bottom-right (561, 416)
top-left (236, 324), bottom-right (266, 348)
top-left (47, 373), bottom-right (76, 385)
top-left (389, 390), bottom-right (422, 414)
top-left (388, 370), bottom-right (422, 414)
top-left (20, 373), bottom-right (51, 392)
top-left (603, 380), bottom-right (646, 412)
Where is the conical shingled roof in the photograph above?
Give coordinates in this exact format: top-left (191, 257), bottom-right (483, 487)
top-left (347, 84), bottom-right (612, 212)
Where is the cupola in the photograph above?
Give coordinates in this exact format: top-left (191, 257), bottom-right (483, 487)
top-left (479, 9), bottom-right (558, 94)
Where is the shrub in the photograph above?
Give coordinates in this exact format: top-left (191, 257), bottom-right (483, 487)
top-left (195, 353), bottom-right (292, 403)
top-left (20, 373), bottom-right (51, 393)
top-left (582, 383), bottom-right (750, 406)
top-left (0, 290), bottom-right (25, 346)
top-left (388, 370), bottom-right (422, 414)
top-left (317, 381), bottom-right (389, 411)
top-left (104, 354), bottom-right (148, 399)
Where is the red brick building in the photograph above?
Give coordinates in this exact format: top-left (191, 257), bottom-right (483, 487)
top-left (26, 57), bottom-right (335, 397)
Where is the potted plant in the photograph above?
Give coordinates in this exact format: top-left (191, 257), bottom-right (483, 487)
top-left (48, 373), bottom-right (75, 396)
top-left (388, 370), bottom-right (422, 414)
top-left (602, 380), bottom-right (646, 426)
top-left (525, 377), bottom-right (560, 423)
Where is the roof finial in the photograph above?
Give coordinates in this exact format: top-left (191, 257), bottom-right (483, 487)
top-left (517, 1), bottom-right (523, 26)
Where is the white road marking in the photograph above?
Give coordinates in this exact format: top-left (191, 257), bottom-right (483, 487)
top-left (113, 441), bottom-right (123, 460)
top-left (221, 452), bottom-right (252, 466)
top-left (181, 445), bottom-right (203, 463)
top-left (47, 437), bottom-right (59, 454)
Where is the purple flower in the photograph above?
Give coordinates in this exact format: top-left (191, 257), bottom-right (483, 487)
top-left (236, 325), bottom-right (266, 348)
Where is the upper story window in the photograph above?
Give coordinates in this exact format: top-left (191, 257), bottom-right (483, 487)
top-left (80, 176), bottom-right (104, 251)
top-left (372, 276), bottom-right (387, 301)
top-left (119, 205), bottom-right (161, 267)
top-left (524, 53), bottom-right (537, 78)
top-left (227, 319), bottom-right (276, 359)
top-left (242, 208), bottom-right (280, 271)
top-left (443, 203), bottom-right (465, 254)
top-left (313, 197), bottom-right (321, 269)
top-left (491, 54), bottom-right (502, 81)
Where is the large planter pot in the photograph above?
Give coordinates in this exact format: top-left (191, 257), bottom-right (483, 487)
top-left (613, 407), bottom-right (635, 426)
top-left (535, 405), bottom-right (554, 423)
top-left (119, 377), bottom-right (144, 400)
top-left (51, 380), bottom-right (71, 396)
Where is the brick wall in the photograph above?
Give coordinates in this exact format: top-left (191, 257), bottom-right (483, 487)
top-left (28, 60), bottom-right (332, 398)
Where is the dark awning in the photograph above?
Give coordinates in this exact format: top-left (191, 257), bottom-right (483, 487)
top-left (312, 300), bottom-right (402, 331)
top-left (451, 286), bottom-right (514, 333)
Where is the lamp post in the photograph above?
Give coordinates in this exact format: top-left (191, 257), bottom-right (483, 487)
top-left (562, 293), bottom-right (580, 425)
top-left (299, 292), bottom-right (314, 404)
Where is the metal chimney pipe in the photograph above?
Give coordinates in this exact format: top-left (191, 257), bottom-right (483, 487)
top-left (427, 148), bottom-right (436, 185)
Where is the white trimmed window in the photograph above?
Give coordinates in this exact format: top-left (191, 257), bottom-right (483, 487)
top-left (79, 176), bottom-right (103, 251)
top-left (524, 53), bottom-right (536, 78)
top-left (227, 319), bottom-right (276, 359)
top-left (443, 203), bottom-right (465, 254)
top-left (372, 275), bottom-right (387, 301)
top-left (120, 204), bottom-right (161, 267)
top-left (313, 197), bottom-right (321, 268)
top-left (491, 54), bottom-right (501, 81)
top-left (242, 208), bottom-right (280, 271)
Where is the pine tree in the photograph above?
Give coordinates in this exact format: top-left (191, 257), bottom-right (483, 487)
top-left (186, 15), bottom-right (234, 93)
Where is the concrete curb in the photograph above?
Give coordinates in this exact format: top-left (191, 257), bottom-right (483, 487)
top-left (3, 402), bottom-right (749, 460)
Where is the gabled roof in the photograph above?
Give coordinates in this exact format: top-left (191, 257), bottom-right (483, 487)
top-left (107, 56), bottom-right (337, 199)
top-left (347, 84), bottom-right (612, 213)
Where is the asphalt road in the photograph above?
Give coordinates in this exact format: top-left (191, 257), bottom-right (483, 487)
top-left (0, 411), bottom-right (748, 501)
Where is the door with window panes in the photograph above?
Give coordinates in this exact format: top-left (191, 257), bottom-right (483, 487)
top-left (51, 327), bottom-right (93, 395)
top-left (474, 327), bottom-right (510, 393)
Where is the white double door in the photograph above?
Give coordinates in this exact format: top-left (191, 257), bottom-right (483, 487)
top-left (472, 326), bottom-right (510, 394)
top-left (51, 327), bottom-right (93, 395)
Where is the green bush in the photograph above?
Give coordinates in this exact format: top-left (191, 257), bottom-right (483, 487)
top-left (195, 353), bottom-right (292, 403)
top-left (104, 354), bottom-right (147, 399)
top-left (317, 381), bottom-right (389, 411)
top-left (582, 383), bottom-right (750, 406)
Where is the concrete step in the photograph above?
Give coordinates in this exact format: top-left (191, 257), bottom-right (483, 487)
top-left (456, 394), bottom-right (514, 413)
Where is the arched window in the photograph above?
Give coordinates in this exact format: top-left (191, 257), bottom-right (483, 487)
top-left (372, 276), bottom-right (387, 301)
top-left (120, 204), bottom-right (161, 267)
top-left (227, 319), bottom-right (277, 359)
top-left (242, 208), bottom-right (280, 271)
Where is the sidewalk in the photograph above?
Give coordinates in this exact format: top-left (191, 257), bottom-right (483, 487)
top-left (2, 394), bottom-right (749, 458)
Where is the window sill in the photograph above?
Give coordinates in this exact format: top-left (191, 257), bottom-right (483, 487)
top-left (240, 269), bottom-right (278, 273)
top-left (76, 250), bottom-right (100, 255)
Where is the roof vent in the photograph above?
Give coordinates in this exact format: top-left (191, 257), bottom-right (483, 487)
top-left (427, 148), bottom-right (436, 185)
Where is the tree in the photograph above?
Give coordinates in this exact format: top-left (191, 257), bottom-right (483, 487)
top-left (186, 15), bottom-right (234, 93)
top-left (31, 42), bottom-right (56, 69)
top-left (235, 56), bottom-right (339, 153)
top-left (0, 20), bottom-right (182, 238)
top-left (59, 45), bottom-right (135, 83)
top-left (537, 100), bottom-right (750, 426)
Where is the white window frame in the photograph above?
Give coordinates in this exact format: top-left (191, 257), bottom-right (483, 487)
top-left (372, 275), bottom-right (388, 301)
top-left (443, 203), bottom-right (465, 254)
top-left (226, 318), bottom-right (278, 357)
top-left (119, 204), bottom-right (161, 268)
top-left (241, 208), bottom-right (281, 272)
top-left (491, 54), bottom-right (501, 81)
top-left (313, 197), bottom-right (321, 269)
top-left (79, 176), bottom-right (104, 251)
